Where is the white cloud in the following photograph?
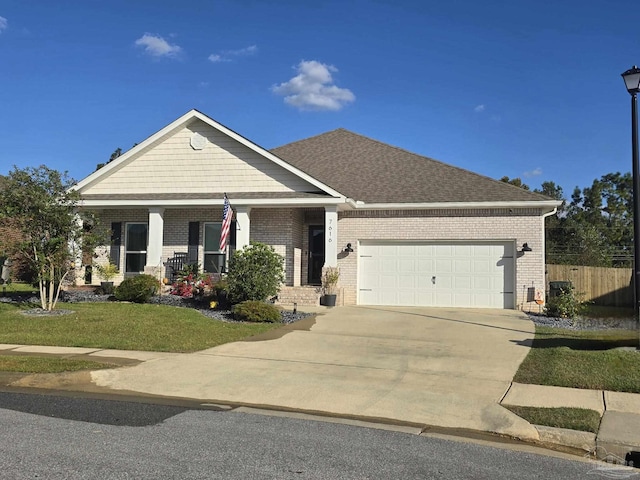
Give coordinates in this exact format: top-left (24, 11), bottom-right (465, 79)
top-left (229, 44), bottom-right (257, 56)
top-left (208, 44), bottom-right (257, 63)
top-left (134, 33), bottom-right (182, 58)
top-left (0, 16), bottom-right (7, 33)
top-left (272, 60), bottom-right (355, 111)
top-left (474, 104), bottom-right (485, 113)
top-left (523, 167), bottom-right (543, 178)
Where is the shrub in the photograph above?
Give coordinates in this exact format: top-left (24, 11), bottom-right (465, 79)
top-left (232, 301), bottom-right (281, 323)
top-left (213, 277), bottom-right (230, 309)
top-left (94, 261), bottom-right (119, 282)
top-left (545, 287), bottom-right (587, 319)
top-left (114, 274), bottom-right (160, 303)
top-left (226, 242), bottom-right (284, 303)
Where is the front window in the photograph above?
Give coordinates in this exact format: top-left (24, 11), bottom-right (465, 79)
top-left (125, 223), bottom-right (147, 273)
top-left (204, 223), bottom-right (225, 273)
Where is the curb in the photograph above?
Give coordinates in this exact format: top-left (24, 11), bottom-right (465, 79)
top-left (534, 425), bottom-right (596, 454)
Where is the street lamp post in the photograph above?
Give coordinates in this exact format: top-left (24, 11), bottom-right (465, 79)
top-left (622, 66), bottom-right (640, 331)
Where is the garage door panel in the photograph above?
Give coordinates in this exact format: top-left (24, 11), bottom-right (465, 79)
top-left (454, 260), bottom-right (471, 273)
top-left (436, 259), bottom-right (453, 274)
top-left (398, 258), bottom-right (417, 272)
top-left (436, 275), bottom-right (452, 289)
top-left (454, 276), bottom-right (472, 289)
top-left (380, 258), bottom-right (397, 273)
top-left (454, 245), bottom-right (472, 256)
top-left (473, 276), bottom-right (492, 290)
top-left (398, 274), bottom-right (415, 289)
top-left (380, 274), bottom-right (398, 289)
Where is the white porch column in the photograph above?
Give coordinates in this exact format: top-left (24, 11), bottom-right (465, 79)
top-left (71, 212), bottom-right (83, 280)
top-left (235, 207), bottom-right (251, 250)
top-left (324, 206), bottom-right (338, 268)
top-left (146, 207), bottom-right (165, 268)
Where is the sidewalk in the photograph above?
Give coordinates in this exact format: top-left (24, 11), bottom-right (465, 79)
top-left (502, 382), bottom-right (640, 460)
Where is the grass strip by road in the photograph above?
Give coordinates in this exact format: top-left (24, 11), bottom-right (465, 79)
top-left (514, 325), bottom-right (640, 393)
top-left (0, 355), bottom-right (116, 373)
top-left (504, 405), bottom-right (602, 433)
top-left (0, 302), bottom-right (282, 353)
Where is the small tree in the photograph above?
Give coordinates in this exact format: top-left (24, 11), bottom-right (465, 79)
top-left (226, 242), bottom-right (284, 303)
top-left (0, 165), bottom-right (100, 311)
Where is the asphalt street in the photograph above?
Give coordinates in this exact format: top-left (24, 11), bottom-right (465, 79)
top-left (0, 391), bottom-right (616, 480)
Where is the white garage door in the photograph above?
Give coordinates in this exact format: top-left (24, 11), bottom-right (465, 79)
top-left (358, 242), bottom-right (514, 308)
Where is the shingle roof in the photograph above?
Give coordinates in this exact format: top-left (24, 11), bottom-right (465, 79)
top-left (271, 128), bottom-right (551, 204)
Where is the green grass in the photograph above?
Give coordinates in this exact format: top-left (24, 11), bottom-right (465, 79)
top-left (0, 302), bottom-right (283, 352)
top-left (582, 304), bottom-right (634, 319)
top-left (0, 282), bottom-right (38, 294)
top-left (514, 326), bottom-right (640, 392)
top-left (504, 405), bottom-right (602, 433)
top-left (0, 355), bottom-right (116, 373)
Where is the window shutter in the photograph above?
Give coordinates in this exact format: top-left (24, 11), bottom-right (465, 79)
top-left (110, 222), bottom-right (122, 269)
top-left (188, 222), bottom-right (199, 264)
top-left (230, 220), bottom-right (237, 249)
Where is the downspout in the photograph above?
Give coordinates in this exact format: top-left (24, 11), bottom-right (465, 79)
top-left (541, 207), bottom-right (559, 304)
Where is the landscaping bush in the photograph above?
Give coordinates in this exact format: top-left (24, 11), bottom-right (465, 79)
top-left (213, 277), bottom-right (230, 309)
top-left (545, 287), bottom-right (587, 319)
top-left (114, 274), bottom-right (160, 303)
top-left (226, 242), bottom-right (284, 303)
top-left (232, 301), bottom-right (281, 323)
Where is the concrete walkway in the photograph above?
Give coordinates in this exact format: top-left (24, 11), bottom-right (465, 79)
top-left (502, 382), bottom-right (640, 459)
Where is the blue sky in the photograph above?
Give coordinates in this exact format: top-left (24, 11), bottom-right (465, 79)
top-left (1, 0), bottom-right (639, 199)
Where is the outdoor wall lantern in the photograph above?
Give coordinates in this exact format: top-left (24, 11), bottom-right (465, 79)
top-left (520, 243), bottom-right (532, 253)
top-left (344, 243), bottom-right (354, 253)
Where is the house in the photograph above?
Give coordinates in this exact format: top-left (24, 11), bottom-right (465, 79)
top-left (73, 109), bottom-right (560, 308)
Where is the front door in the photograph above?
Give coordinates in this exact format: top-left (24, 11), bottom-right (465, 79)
top-left (308, 225), bottom-right (325, 285)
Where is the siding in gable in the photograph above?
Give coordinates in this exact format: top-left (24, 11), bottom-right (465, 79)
top-left (84, 120), bottom-right (321, 195)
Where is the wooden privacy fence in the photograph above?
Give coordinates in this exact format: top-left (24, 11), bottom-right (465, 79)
top-left (546, 264), bottom-right (633, 307)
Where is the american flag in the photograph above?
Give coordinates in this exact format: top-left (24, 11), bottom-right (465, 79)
top-left (219, 194), bottom-right (233, 251)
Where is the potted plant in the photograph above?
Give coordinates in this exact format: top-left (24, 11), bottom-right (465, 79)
top-left (321, 267), bottom-right (339, 307)
top-left (94, 261), bottom-right (118, 294)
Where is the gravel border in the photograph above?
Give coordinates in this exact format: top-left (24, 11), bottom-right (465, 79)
top-left (3, 290), bottom-right (313, 324)
top-left (526, 312), bottom-right (638, 331)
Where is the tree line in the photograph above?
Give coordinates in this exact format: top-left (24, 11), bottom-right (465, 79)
top-left (501, 173), bottom-right (633, 267)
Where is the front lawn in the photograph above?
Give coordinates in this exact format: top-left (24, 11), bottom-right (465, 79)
top-left (0, 302), bottom-right (283, 353)
top-left (514, 325), bottom-right (640, 393)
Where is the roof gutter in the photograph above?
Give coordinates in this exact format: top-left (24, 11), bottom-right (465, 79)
top-left (345, 199), bottom-right (562, 212)
top-left (78, 196), bottom-right (346, 209)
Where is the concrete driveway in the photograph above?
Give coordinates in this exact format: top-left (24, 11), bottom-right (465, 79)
top-left (91, 306), bottom-right (539, 439)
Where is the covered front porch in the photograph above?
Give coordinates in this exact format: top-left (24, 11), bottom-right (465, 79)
top-left (88, 202), bottom-right (343, 294)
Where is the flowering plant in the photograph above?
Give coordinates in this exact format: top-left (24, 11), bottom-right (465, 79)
top-left (170, 270), bottom-right (216, 298)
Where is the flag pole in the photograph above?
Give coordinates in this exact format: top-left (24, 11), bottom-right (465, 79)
top-left (220, 193), bottom-right (233, 274)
